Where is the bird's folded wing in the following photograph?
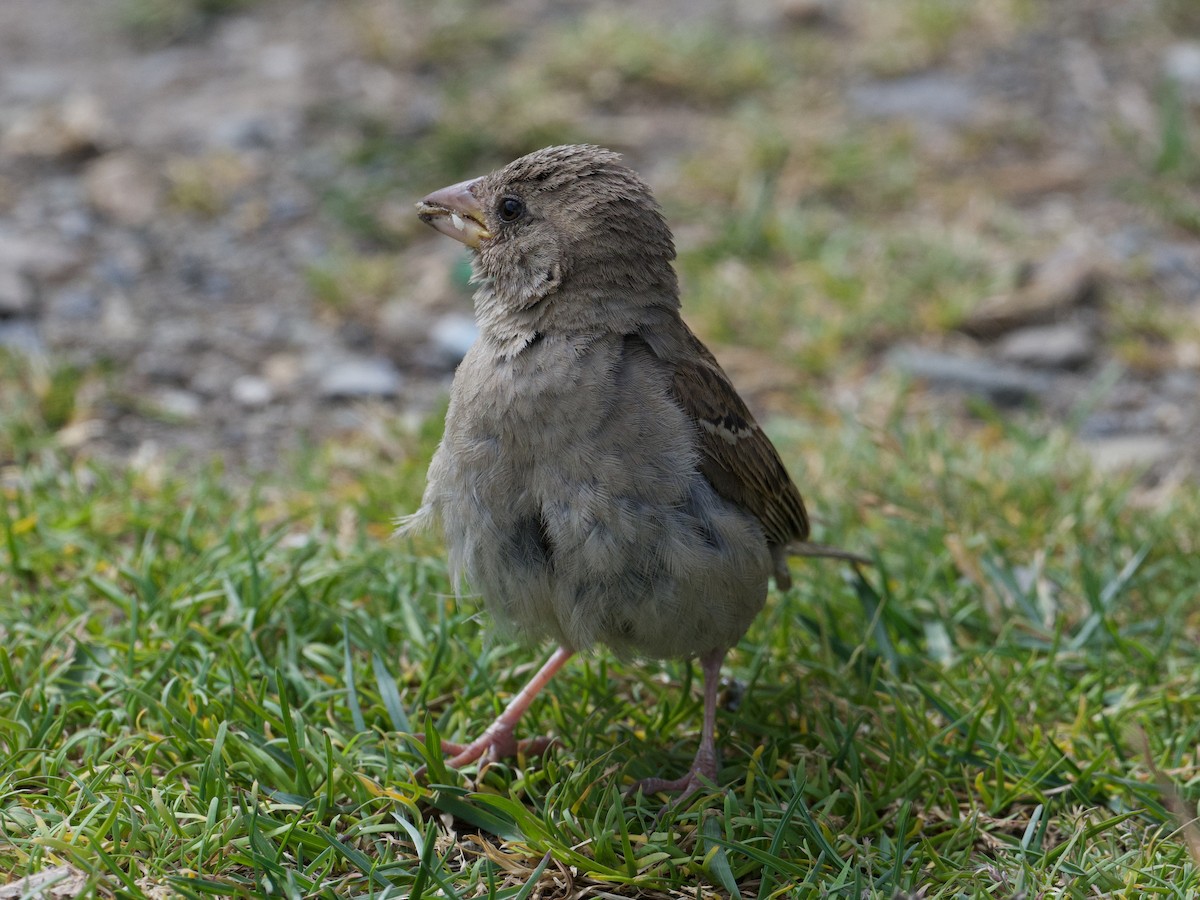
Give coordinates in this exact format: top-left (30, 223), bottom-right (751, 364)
top-left (668, 333), bottom-right (810, 546)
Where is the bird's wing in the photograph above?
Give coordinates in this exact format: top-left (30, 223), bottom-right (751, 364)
top-left (658, 329), bottom-right (810, 547)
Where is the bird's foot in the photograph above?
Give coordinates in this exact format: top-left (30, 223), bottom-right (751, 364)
top-left (626, 744), bottom-right (719, 805)
top-left (414, 723), bottom-right (558, 779)
top-left (440, 723), bottom-right (558, 769)
top-left (412, 647), bottom-right (575, 780)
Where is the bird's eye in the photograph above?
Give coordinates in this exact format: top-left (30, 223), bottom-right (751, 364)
top-left (498, 196), bottom-right (524, 222)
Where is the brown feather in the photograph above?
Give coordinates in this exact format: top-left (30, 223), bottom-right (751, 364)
top-left (665, 327), bottom-right (810, 550)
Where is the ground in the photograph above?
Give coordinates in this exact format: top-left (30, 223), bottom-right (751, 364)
top-left (1, 0), bottom-right (1198, 479)
top-left (1, 1), bottom-right (1200, 897)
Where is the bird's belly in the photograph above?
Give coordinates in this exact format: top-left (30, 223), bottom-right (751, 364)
top-left (434, 336), bottom-right (773, 659)
top-left (442, 430), bottom-right (772, 661)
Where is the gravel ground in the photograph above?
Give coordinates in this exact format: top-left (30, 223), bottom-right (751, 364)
top-left (2, 0), bottom-right (1198, 482)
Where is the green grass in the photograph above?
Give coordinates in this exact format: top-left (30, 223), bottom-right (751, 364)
top-left (2, 374), bottom-right (1199, 897)
top-left (8, 0), bottom-right (1200, 894)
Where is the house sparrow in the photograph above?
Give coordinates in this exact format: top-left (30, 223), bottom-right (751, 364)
top-left (401, 144), bottom-right (811, 798)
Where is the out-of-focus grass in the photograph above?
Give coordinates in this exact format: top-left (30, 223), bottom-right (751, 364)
top-left (323, 0), bottom-right (1200, 391)
top-left (539, 13), bottom-right (776, 108)
top-left (0, 352), bottom-right (93, 464)
top-left (306, 250), bottom-right (400, 318)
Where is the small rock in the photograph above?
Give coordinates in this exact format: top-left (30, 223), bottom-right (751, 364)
top-left (847, 73), bottom-right (980, 125)
top-left (56, 208), bottom-right (95, 241)
top-left (996, 323), bottom-right (1095, 370)
top-left (1164, 42), bottom-right (1200, 104)
top-left (1161, 369), bottom-right (1199, 400)
top-left (1082, 435), bottom-right (1173, 473)
top-left (189, 359), bottom-right (232, 397)
top-left (318, 357), bottom-right (402, 399)
top-left (888, 345), bottom-right (1050, 406)
top-left (210, 113), bottom-right (296, 151)
top-left (263, 353), bottom-right (302, 392)
top-left (959, 242), bottom-right (1101, 339)
top-left (1177, 341), bottom-right (1200, 369)
top-left (46, 285), bottom-right (101, 321)
top-left (56, 418), bottom-right (106, 450)
top-left (0, 230), bottom-right (84, 283)
top-left (1079, 406), bottom-right (1161, 439)
top-left (100, 291), bottom-right (141, 342)
top-left (260, 42), bottom-right (303, 81)
top-left (1149, 241), bottom-right (1200, 303)
top-left (0, 320), bottom-right (44, 356)
top-left (0, 267), bottom-right (34, 316)
top-left (430, 313), bottom-right (478, 363)
top-left (3, 67), bottom-right (69, 103)
top-left (137, 348), bottom-right (192, 385)
top-left (153, 389), bottom-right (203, 421)
top-left (231, 375), bottom-right (273, 408)
top-left (1, 93), bottom-right (115, 159)
top-left (85, 152), bottom-right (162, 227)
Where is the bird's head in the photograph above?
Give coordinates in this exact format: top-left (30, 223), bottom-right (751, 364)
top-left (416, 145), bottom-right (678, 335)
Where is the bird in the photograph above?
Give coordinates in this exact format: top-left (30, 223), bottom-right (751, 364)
top-left (400, 144), bottom-right (815, 799)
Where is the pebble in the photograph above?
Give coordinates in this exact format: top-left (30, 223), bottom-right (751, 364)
top-left (887, 345), bottom-right (1050, 406)
top-left (0, 319), bottom-right (44, 356)
top-left (847, 73), bottom-right (980, 125)
top-left (1, 93), bottom-right (114, 159)
top-left (996, 323), bottom-right (1095, 370)
top-left (263, 353), bottom-right (302, 392)
top-left (1163, 42), bottom-right (1200, 104)
top-left (2, 66), bottom-right (69, 103)
top-left (0, 230), bottom-right (84, 283)
top-left (56, 208), bottom-right (95, 242)
top-left (318, 357), bottom-right (402, 399)
top-left (46, 285), bottom-right (102, 321)
top-left (137, 349), bottom-right (191, 386)
top-left (1082, 435), bottom-right (1174, 473)
top-left (1161, 370), bottom-right (1199, 400)
top-left (1149, 241), bottom-right (1200, 303)
top-left (231, 374), bottom-right (274, 408)
top-left (100, 291), bottom-right (141, 342)
top-left (84, 152), bottom-right (162, 227)
top-left (0, 267), bottom-right (35, 316)
top-left (153, 388), bottom-right (203, 421)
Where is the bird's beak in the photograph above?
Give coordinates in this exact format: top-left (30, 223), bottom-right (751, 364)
top-left (415, 178), bottom-right (491, 248)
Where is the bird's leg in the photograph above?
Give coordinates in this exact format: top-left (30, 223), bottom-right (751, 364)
top-left (628, 647), bottom-right (727, 800)
top-left (434, 645), bottom-right (574, 770)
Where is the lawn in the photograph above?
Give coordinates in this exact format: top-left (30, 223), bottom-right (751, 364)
top-left (3, 361), bottom-right (1199, 897)
top-left (4, 0), bottom-right (1200, 895)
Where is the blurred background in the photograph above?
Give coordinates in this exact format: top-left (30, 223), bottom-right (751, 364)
top-left (1, 0), bottom-right (1198, 483)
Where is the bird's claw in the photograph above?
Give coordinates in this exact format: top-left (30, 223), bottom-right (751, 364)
top-left (625, 745), bottom-right (720, 807)
top-left (412, 727), bottom-right (559, 781)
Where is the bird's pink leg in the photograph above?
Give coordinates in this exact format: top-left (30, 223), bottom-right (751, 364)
top-left (629, 647), bottom-right (727, 800)
top-left (435, 646), bottom-right (574, 770)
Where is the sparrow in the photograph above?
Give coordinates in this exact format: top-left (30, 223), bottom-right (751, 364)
top-left (400, 144), bottom-right (814, 798)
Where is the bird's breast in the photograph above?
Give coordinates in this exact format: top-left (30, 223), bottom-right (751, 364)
top-left (431, 333), bottom-right (772, 659)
